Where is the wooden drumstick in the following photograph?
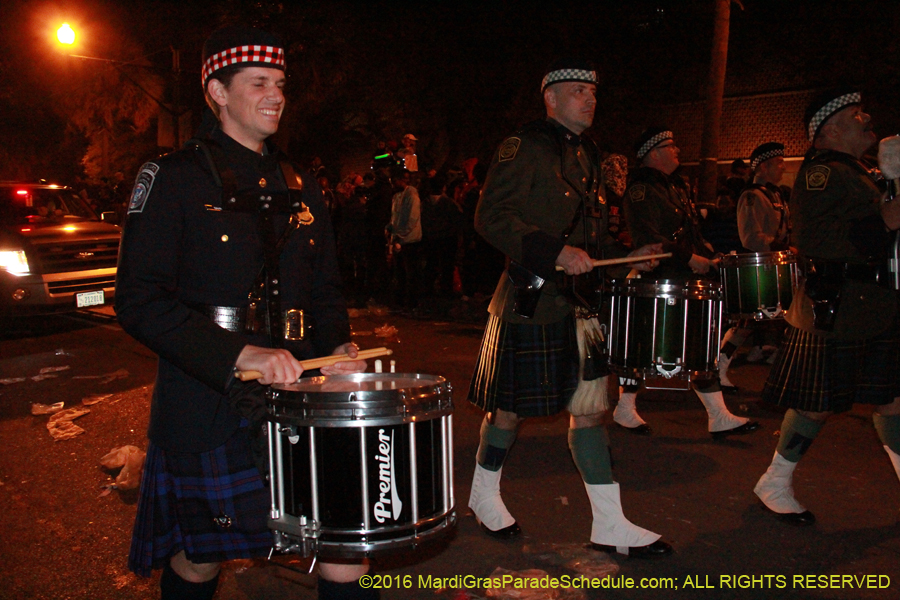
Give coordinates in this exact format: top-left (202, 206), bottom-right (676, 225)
top-left (554, 252), bottom-right (672, 271)
top-left (234, 347), bottom-right (393, 382)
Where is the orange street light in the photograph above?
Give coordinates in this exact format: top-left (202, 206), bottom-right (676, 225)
top-left (57, 23), bottom-right (76, 45)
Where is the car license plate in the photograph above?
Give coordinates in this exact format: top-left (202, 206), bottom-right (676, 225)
top-left (76, 290), bottom-right (105, 308)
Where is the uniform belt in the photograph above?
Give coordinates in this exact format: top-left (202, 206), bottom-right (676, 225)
top-left (194, 303), bottom-right (311, 341)
top-left (806, 259), bottom-right (892, 287)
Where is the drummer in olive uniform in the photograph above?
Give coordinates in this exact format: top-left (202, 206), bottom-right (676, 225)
top-left (718, 142), bottom-right (793, 388)
top-left (616, 127), bottom-right (760, 438)
top-left (467, 60), bottom-right (672, 558)
top-left (754, 89), bottom-right (900, 525)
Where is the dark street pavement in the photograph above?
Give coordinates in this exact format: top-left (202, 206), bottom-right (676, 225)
top-left (1, 308), bottom-right (899, 600)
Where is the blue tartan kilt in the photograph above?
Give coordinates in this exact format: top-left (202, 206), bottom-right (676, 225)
top-left (128, 423), bottom-right (271, 577)
top-left (467, 314), bottom-right (579, 417)
top-left (762, 323), bottom-right (900, 413)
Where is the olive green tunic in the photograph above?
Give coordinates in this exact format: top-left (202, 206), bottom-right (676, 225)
top-left (624, 166), bottom-right (712, 282)
top-left (785, 149), bottom-right (895, 340)
top-left (476, 118), bottom-right (627, 325)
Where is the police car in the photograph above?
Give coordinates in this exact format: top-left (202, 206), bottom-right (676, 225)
top-left (0, 182), bottom-right (121, 315)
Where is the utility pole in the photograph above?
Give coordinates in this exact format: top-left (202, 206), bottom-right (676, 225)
top-left (697, 0), bottom-right (732, 207)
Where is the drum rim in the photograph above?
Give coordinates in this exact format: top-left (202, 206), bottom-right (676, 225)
top-left (272, 372), bottom-right (446, 393)
top-left (718, 250), bottom-right (796, 268)
top-left (272, 511), bottom-right (457, 558)
top-left (609, 278), bottom-right (723, 299)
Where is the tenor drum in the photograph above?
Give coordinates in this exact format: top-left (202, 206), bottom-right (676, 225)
top-left (266, 373), bottom-right (455, 558)
top-left (718, 251), bottom-right (798, 320)
top-left (607, 279), bottom-right (723, 387)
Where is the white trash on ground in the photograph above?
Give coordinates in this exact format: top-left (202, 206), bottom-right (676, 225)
top-left (524, 543), bottom-right (620, 579)
top-left (46, 407), bottom-right (90, 440)
top-left (99, 445), bottom-right (147, 491)
top-left (484, 568), bottom-right (586, 600)
top-left (31, 402), bottom-right (65, 415)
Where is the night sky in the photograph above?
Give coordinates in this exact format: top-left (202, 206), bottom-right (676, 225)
top-left (1, 0), bottom-right (898, 184)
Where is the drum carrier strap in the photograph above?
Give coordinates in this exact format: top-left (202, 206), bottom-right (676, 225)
top-left (185, 136), bottom-right (305, 347)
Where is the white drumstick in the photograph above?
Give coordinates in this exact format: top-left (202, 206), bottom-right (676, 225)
top-left (554, 252), bottom-right (672, 272)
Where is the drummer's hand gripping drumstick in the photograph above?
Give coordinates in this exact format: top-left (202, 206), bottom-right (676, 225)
top-left (234, 347), bottom-right (393, 382)
top-left (553, 252), bottom-right (672, 271)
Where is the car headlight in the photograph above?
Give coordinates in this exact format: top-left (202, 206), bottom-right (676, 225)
top-left (0, 250), bottom-right (30, 275)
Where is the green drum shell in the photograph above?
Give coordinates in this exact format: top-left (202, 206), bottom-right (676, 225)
top-left (607, 279), bottom-right (723, 382)
top-left (718, 251), bottom-right (797, 320)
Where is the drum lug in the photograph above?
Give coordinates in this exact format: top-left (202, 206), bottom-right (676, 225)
top-left (655, 358), bottom-right (683, 379)
top-left (756, 305), bottom-right (783, 320)
top-left (279, 424), bottom-right (299, 444)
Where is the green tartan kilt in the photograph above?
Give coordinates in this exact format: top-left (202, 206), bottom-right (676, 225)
top-left (762, 323), bottom-right (900, 413)
top-left (467, 314), bottom-right (579, 417)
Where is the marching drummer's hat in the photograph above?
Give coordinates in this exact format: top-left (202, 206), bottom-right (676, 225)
top-left (804, 87), bottom-right (861, 142)
top-left (635, 126), bottom-right (674, 160)
top-left (541, 58), bottom-right (598, 93)
top-left (202, 26), bottom-right (286, 87)
top-left (750, 142), bottom-right (785, 171)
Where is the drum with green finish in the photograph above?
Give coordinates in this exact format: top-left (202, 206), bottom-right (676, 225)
top-left (718, 251), bottom-right (797, 320)
top-left (607, 279), bottom-right (722, 384)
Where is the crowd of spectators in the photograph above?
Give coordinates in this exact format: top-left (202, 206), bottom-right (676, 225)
top-left (311, 137), bottom-right (505, 316)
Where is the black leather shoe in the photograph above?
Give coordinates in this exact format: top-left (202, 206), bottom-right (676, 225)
top-left (711, 420), bottom-right (761, 439)
top-left (760, 504), bottom-right (816, 526)
top-left (479, 520), bottom-right (522, 539)
top-left (617, 422), bottom-right (652, 436)
top-left (591, 539), bottom-right (673, 558)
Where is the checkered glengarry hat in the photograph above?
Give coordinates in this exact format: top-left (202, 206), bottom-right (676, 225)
top-left (201, 26), bottom-right (285, 87)
top-left (804, 88), bottom-right (861, 142)
top-left (749, 142), bottom-right (785, 171)
top-left (634, 127), bottom-right (674, 160)
top-left (541, 58), bottom-right (598, 93)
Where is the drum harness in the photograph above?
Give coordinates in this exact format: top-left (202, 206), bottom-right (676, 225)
top-left (187, 136), bottom-right (313, 344)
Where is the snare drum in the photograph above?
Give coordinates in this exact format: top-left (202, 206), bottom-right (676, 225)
top-left (607, 279), bottom-right (723, 386)
top-left (718, 251), bottom-right (798, 320)
top-left (266, 373), bottom-right (455, 558)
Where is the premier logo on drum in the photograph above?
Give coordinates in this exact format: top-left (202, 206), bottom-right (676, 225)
top-left (373, 428), bottom-right (403, 523)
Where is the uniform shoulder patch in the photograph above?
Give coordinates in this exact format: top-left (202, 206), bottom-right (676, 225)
top-left (128, 162), bottom-right (160, 214)
top-left (628, 184), bottom-right (646, 202)
top-left (498, 137), bottom-right (521, 162)
top-left (805, 165), bottom-right (830, 191)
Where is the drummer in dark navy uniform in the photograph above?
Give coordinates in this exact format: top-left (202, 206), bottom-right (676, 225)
top-left (466, 59), bottom-right (672, 558)
top-left (116, 26), bottom-right (375, 600)
top-left (617, 127), bottom-right (760, 438)
top-left (754, 89), bottom-right (900, 525)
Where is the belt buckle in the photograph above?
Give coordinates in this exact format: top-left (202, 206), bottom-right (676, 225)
top-left (284, 309), bottom-right (305, 341)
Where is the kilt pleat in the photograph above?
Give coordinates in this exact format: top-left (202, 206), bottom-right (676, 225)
top-left (128, 425), bottom-right (271, 577)
top-left (468, 314), bottom-right (579, 417)
top-left (762, 324), bottom-right (900, 412)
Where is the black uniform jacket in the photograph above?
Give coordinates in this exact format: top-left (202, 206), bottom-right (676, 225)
top-left (625, 166), bottom-right (712, 281)
top-left (786, 149), bottom-right (895, 340)
top-left (476, 118), bottom-right (628, 325)
top-left (116, 128), bottom-right (350, 453)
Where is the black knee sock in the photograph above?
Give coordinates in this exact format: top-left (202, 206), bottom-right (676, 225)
top-left (318, 576), bottom-right (380, 600)
top-left (160, 564), bottom-right (219, 600)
